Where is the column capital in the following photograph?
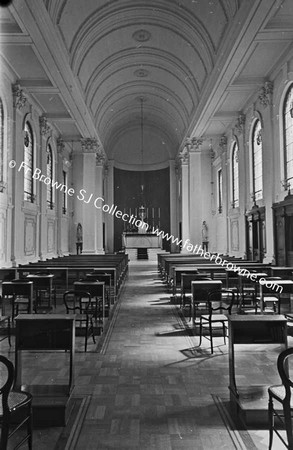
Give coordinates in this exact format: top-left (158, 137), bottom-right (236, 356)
top-left (57, 137), bottom-right (65, 155)
top-left (258, 81), bottom-right (273, 107)
top-left (190, 137), bottom-right (204, 152)
top-left (234, 113), bottom-right (245, 134)
top-left (81, 137), bottom-right (99, 153)
top-left (39, 115), bottom-right (51, 136)
top-left (12, 83), bottom-right (27, 110)
top-left (178, 146), bottom-right (189, 164)
top-left (96, 153), bottom-right (106, 166)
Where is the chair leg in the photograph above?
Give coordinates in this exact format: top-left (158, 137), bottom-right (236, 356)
top-left (0, 419), bottom-right (10, 449)
top-left (7, 316), bottom-right (11, 347)
top-left (283, 403), bottom-right (293, 448)
top-left (84, 317), bottom-right (88, 352)
top-left (198, 318), bottom-right (203, 347)
top-left (209, 320), bottom-right (213, 354)
top-left (222, 322), bottom-right (226, 345)
top-left (268, 395), bottom-right (274, 450)
top-left (90, 318), bottom-right (96, 344)
top-left (28, 403), bottom-right (33, 450)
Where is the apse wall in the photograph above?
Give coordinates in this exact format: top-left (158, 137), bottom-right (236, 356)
top-left (114, 167), bottom-right (170, 252)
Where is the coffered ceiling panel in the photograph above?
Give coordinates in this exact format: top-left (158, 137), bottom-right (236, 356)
top-left (1, 45), bottom-right (49, 79)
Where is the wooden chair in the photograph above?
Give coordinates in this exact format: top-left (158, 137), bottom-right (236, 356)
top-left (1, 281), bottom-right (33, 320)
top-left (199, 289), bottom-right (235, 353)
top-left (268, 347), bottom-right (293, 449)
top-left (0, 355), bottom-right (33, 449)
top-left (0, 315), bottom-right (11, 347)
top-left (181, 274), bottom-right (211, 319)
top-left (256, 277), bottom-right (282, 314)
top-left (238, 278), bottom-right (258, 314)
top-left (63, 290), bottom-right (96, 352)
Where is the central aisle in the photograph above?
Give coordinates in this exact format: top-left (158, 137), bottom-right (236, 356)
top-left (74, 261), bottom-right (259, 450)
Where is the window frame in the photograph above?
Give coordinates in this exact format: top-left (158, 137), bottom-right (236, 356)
top-left (251, 118), bottom-right (263, 201)
top-left (217, 168), bottom-right (223, 213)
top-left (62, 170), bottom-right (67, 215)
top-left (46, 142), bottom-right (54, 209)
top-left (0, 97), bottom-right (4, 186)
top-left (23, 121), bottom-right (35, 203)
top-left (231, 141), bottom-right (239, 208)
top-left (283, 83), bottom-right (293, 191)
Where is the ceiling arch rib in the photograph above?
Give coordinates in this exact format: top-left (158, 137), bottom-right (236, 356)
top-left (84, 48), bottom-right (200, 106)
top-left (89, 62), bottom-right (195, 123)
top-left (94, 83), bottom-right (188, 142)
top-left (68, 3), bottom-right (215, 76)
top-left (49, 0), bottom-right (235, 166)
top-left (107, 119), bottom-right (175, 159)
top-left (103, 102), bottom-right (180, 153)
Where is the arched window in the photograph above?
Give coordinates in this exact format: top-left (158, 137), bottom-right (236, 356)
top-left (252, 119), bottom-right (263, 201)
top-left (231, 142), bottom-right (239, 208)
top-left (283, 84), bottom-right (293, 190)
top-left (0, 98), bottom-right (4, 186)
top-left (218, 168), bottom-right (223, 213)
top-left (46, 143), bottom-right (53, 209)
top-left (62, 170), bottom-right (67, 214)
top-left (23, 121), bottom-right (34, 202)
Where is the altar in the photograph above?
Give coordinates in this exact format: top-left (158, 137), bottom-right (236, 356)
top-left (122, 232), bottom-right (162, 249)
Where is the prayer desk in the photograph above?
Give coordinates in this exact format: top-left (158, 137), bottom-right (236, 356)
top-left (228, 315), bottom-right (287, 426)
top-left (15, 314), bottom-right (75, 426)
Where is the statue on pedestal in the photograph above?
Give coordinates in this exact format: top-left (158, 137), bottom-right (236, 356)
top-left (202, 221), bottom-right (209, 252)
top-left (76, 223), bottom-right (83, 254)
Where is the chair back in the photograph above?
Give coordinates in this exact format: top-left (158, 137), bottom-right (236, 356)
top-left (86, 274), bottom-right (111, 287)
top-left (277, 347), bottom-right (293, 403)
top-left (0, 356), bottom-right (14, 417)
top-left (181, 274), bottom-right (211, 296)
top-left (260, 277), bottom-right (282, 295)
top-left (74, 281), bottom-right (104, 298)
top-left (207, 289), bottom-right (235, 315)
top-left (63, 290), bottom-right (92, 314)
top-left (2, 281), bottom-right (33, 297)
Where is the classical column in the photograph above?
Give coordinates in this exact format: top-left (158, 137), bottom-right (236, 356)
top-left (258, 82), bottom-right (275, 263)
top-left (105, 160), bottom-right (114, 253)
top-left (38, 116), bottom-right (52, 260)
top-left (95, 154), bottom-right (105, 254)
top-left (189, 138), bottom-right (203, 247)
top-left (11, 84), bottom-right (27, 266)
top-left (169, 159), bottom-right (179, 252)
top-left (178, 144), bottom-right (190, 252)
top-left (79, 138), bottom-right (99, 254)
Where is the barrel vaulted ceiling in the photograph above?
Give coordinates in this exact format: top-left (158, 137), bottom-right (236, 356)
top-left (1, 0), bottom-right (293, 168)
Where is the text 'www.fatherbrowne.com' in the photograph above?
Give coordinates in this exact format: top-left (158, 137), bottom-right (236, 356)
top-left (151, 227), bottom-right (283, 293)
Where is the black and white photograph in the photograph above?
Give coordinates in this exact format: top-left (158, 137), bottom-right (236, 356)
top-left (0, 1), bottom-right (293, 448)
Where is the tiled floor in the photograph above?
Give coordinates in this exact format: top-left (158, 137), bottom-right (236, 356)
top-left (1, 261), bottom-right (290, 449)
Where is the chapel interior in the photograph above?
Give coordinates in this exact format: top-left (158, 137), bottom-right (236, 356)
top-left (1, 0), bottom-right (293, 449)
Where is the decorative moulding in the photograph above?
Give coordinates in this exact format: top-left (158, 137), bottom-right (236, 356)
top-left (258, 81), bottom-right (273, 107)
top-left (234, 114), bottom-right (245, 134)
top-left (12, 83), bottom-right (27, 110)
top-left (39, 116), bottom-right (51, 136)
top-left (81, 137), bottom-right (98, 153)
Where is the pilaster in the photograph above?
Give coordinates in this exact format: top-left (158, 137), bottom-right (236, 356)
top-left (178, 142), bottom-right (190, 253)
top-left (169, 159), bottom-right (179, 252)
top-left (105, 160), bottom-right (114, 253)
